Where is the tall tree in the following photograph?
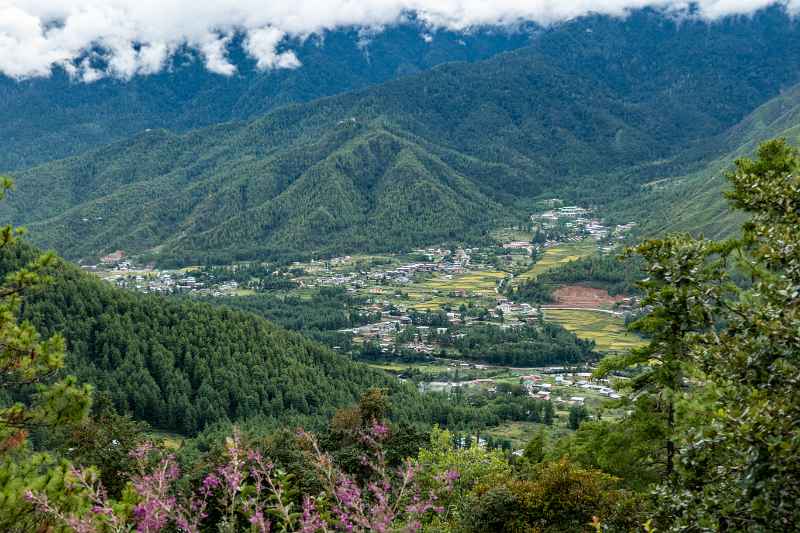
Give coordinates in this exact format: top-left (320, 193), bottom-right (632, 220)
top-left (0, 177), bottom-right (91, 453)
top-left (603, 140), bottom-right (800, 529)
top-left (595, 234), bottom-right (728, 478)
top-left (0, 177), bottom-right (93, 529)
top-left (662, 139), bottom-right (800, 529)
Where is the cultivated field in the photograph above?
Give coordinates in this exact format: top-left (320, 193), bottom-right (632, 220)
top-left (543, 308), bottom-right (644, 352)
top-left (515, 240), bottom-right (598, 283)
top-left (401, 270), bottom-right (509, 309)
top-left (491, 228), bottom-right (534, 243)
top-left (484, 421), bottom-right (562, 448)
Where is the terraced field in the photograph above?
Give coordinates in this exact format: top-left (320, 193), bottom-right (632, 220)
top-left (402, 270), bottom-right (509, 309)
top-left (543, 308), bottom-right (645, 353)
top-left (515, 240), bottom-right (599, 283)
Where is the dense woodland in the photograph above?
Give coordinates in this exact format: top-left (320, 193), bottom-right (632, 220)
top-left (205, 287), bottom-right (373, 350)
top-left (0, 244), bottom-right (401, 434)
top-left (0, 136), bottom-right (799, 530)
top-left (448, 323), bottom-right (596, 367)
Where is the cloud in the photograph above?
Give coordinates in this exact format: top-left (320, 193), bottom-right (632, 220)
top-left (245, 27), bottom-right (301, 70)
top-left (0, 0), bottom-right (796, 81)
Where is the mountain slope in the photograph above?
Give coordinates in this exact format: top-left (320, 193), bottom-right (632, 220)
top-left (4, 6), bottom-right (800, 173)
top-left (8, 7), bottom-right (800, 263)
top-left (5, 46), bottom-right (666, 264)
top-left (0, 243), bottom-right (421, 434)
top-left (0, 25), bottom-right (531, 171)
top-left (612, 83), bottom-right (800, 238)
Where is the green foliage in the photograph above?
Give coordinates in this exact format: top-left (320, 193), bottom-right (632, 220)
top-left (0, 179), bottom-right (93, 531)
top-left (567, 404), bottom-right (589, 430)
top-left (0, 451), bottom-right (92, 531)
top-left (554, 403), bottom-right (666, 491)
top-left (464, 459), bottom-right (643, 532)
top-left (449, 322), bottom-right (596, 366)
top-left (0, 181), bottom-right (91, 451)
top-left (658, 139), bottom-right (800, 529)
top-left (416, 426), bottom-right (512, 525)
top-left (208, 287), bottom-right (371, 349)
top-left (595, 233), bottom-right (730, 477)
top-left (37, 392), bottom-right (150, 498)
top-left (603, 140), bottom-right (800, 529)
top-left (612, 79), bottom-right (800, 241)
top-left (536, 254), bottom-right (644, 296)
top-left (508, 277), bottom-right (553, 304)
top-left (522, 430), bottom-right (546, 464)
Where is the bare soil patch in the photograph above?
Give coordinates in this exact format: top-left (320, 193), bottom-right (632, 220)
top-left (545, 285), bottom-right (625, 309)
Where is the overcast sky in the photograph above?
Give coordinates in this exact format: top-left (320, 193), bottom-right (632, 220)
top-left (0, 0), bottom-right (795, 81)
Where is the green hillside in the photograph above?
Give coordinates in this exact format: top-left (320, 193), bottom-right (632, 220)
top-left (0, 244), bottom-right (415, 434)
top-left (613, 83), bottom-right (800, 238)
top-left (0, 24), bottom-right (531, 170)
top-left (10, 10), bottom-right (800, 265)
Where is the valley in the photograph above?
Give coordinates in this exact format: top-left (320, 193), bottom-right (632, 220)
top-left (2, 4), bottom-right (800, 530)
top-left (85, 202), bottom-right (644, 451)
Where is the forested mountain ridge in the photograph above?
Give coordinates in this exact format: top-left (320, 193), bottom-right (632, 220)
top-left (0, 24), bottom-right (533, 171)
top-left (9, 120), bottom-right (514, 264)
top-left (4, 6), bottom-right (799, 175)
top-left (612, 82), bottom-right (800, 238)
top-left (0, 48), bottom-right (656, 264)
top-left (10, 7), bottom-right (800, 265)
top-left (0, 243), bottom-right (415, 434)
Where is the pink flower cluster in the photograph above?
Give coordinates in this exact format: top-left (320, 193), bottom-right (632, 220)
top-left (27, 424), bottom-right (456, 532)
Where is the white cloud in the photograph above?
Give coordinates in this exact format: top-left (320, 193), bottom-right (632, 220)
top-left (0, 0), bottom-right (796, 81)
top-left (245, 27), bottom-right (301, 70)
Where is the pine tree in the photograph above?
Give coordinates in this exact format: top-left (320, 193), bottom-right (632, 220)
top-left (0, 177), bottom-right (92, 528)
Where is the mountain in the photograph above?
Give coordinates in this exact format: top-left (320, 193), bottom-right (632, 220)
top-left (7, 7), bottom-right (800, 264)
top-left (0, 24), bottom-right (532, 171)
top-left (612, 82), bottom-right (800, 238)
top-left (0, 47), bottom-right (693, 264)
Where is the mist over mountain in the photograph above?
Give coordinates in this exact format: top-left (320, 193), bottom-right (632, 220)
top-left (0, 23), bottom-right (533, 170)
top-left (6, 6), bottom-right (800, 264)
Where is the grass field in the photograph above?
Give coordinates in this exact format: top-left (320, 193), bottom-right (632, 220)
top-left (544, 309), bottom-right (645, 352)
top-left (515, 240), bottom-right (598, 283)
top-left (417, 271), bottom-right (507, 294)
top-left (397, 270), bottom-right (509, 310)
top-left (491, 227), bottom-right (534, 243)
top-left (366, 362), bottom-right (454, 374)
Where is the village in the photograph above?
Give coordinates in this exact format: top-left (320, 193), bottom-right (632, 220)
top-left (417, 367), bottom-right (624, 407)
top-left (80, 202), bottom-right (642, 445)
top-left (85, 203), bottom-right (642, 357)
top-left (85, 202), bottom-right (641, 362)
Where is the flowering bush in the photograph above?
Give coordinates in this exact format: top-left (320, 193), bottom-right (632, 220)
top-left (27, 423), bottom-right (456, 532)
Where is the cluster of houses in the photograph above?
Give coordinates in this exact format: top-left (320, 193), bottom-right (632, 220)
top-left (496, 299), bottom-right (538, 322)
top-left (522, 204), bottom-right (642, 251)
top-left (520, 372), bottom-right (623, 402)
top-left (88, 253), bottom-right (243, 297)
top-left (534, 206), bottom-right (612, 240)
top-left (344, 298), bottom-right (542, 355)
top-left (503, 241), bottom-right (535, 255)
top-left (311, 250), bottom-right (473, 290)
top-left (106, 272), bottom-right (240, 296)
top-left (415, 370), bottom-right (625, 410)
